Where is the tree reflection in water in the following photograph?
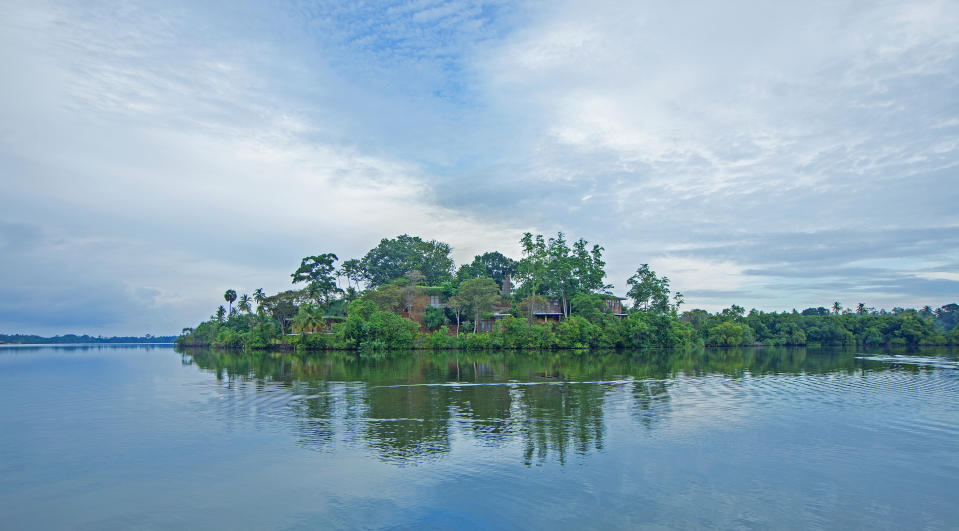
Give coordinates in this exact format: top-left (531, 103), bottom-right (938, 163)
top-left (178, 345), bottom-right (934, 464)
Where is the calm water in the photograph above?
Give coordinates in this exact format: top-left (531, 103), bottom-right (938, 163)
top-left (1, 345), bottom-right (958, 530)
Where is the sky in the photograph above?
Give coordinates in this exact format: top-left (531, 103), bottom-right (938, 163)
top-left (1, 0), bottom-right (957, 336)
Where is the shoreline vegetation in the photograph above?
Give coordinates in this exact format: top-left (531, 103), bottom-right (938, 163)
top-left (176, 233), bottom-right (959, 352)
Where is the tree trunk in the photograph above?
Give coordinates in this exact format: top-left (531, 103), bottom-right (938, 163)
top-left (474, 309), bottom-right (479, 333)
top-left (455, 310), bottom-right (461, 336)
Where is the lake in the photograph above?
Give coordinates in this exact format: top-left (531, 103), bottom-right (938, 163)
top-left (1, 345), bottom-right (957, 529)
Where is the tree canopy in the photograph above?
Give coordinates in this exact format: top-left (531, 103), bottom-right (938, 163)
top-left (626, 264), bottom-right (671, 313)
top-left (456, 251), bottom-right (518, 289)
top-left (358, 235), bottom-right (455, 288)
top-left (177, 231), bottom-right (959, 352)
top-left (291, 253), bottom-right (340, 303)
top-left (454, 277), bottom-right (501, 333)
top-left (516, 232), bottom-right (609, 317)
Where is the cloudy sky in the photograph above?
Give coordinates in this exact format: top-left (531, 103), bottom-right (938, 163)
top-left (2, 0), bottom-right (957, 336)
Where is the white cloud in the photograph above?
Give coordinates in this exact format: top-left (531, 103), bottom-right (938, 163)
top-left (1, 0), bottom-right (957, 333)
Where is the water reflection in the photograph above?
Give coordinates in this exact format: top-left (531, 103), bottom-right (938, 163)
top-left (177, 346), bottom-right (958, 465)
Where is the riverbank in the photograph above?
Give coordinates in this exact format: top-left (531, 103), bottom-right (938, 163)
top-left (177, 309), bottom-right (959, 352)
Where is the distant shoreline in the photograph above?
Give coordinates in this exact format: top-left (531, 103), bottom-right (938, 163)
top-left (0, 342), bottom-right (176, 346)
top-left (0, 334), bottom-right (178, 345)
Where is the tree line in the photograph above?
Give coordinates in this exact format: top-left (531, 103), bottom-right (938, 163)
top-left (176, 233), bottom-right (959, 351)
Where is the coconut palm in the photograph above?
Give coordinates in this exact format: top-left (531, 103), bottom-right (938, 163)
top-left (293, 305), bottom-right (322, 334)
top-left (856, 303), bottom-right (866, 315)
top-left (832, 301), bottom-right (842, 315)
top-left (238, 294), bottom-right (252, 314)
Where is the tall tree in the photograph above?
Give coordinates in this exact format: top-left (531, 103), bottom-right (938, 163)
top-left (224, 290), bottom-right (237, 314)
top-left (238, 294), bottom-right (252, 314)
top-left (358, 235), bottom-right (455, 288)
top-left (516, 232), bottom-right (609, 317)
top-left (215, 305), bottom-right (227, 322)
top-left (253, 288), bottom-right (266, 310)
top-left (673, 291), bottom-right (685, 312)
top-left (339, 258), bottom-right (365, 290)
top-left (626, 264), bottom-right (671, 313)
top-left (856, 303), bottom-right (867, 315)
top-left (832, 301), bottom-right (842, 315)
top-left (292, 253), bottom-right (341, 304)
top-left (456, 251), bottom-right (518, 287)
top-left (446, 295), bottom-right (465, 336)
top-left (260, 290), bottom-right (302, 335)
top-left (517, 232), bottom-right (548, 298)
top-left (456, 277), bottom-right (500, 333)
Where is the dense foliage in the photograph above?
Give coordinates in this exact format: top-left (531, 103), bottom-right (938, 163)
top-left (683, 304), bottom-right (959, 347)
top-left (176, 233), bottom-right (959, 351)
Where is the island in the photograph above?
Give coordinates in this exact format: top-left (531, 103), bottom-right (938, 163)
top-left (176, 233), bottom-right (959, 351)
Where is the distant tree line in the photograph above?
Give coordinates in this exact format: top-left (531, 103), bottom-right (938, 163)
top-left (682, 303), bottom-right (959, 347)
top-left (0, 334), bottom-right (177, 344)
top-left (175, 233), bottom-right (959, 351)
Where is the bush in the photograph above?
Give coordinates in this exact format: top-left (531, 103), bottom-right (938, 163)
top-left (424, 306), bottom-right (447, 330)
top-left (429, 326), bottom-right (458, 349)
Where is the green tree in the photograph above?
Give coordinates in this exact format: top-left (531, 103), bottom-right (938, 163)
top-left (446, 295), bottom-right (465, 336)
top-left (424, 306), bottom-right (447, 330)
top-left (340, 299), bottom-right (420, 350)
top-left (570, 292), bottom-right (608, 322)
top-left (338, 258), bottom-right (365, 290)
top-left (832, 301), bottom-right (842, 315)
top-left (856, 303), bottom-right (866, 315)
top-left (343, 286), bottom-right (360, 302)
top-left (238, 294), bottom-right (252, 314)
top-left (517, 232), bottom-right (609, 317)
top-left (457, 277), bottom-right (500, 333)
top-left (673, 291), bottom-right (685, 312)
top-left (253, 288), bottom-right (266, 310)
top-left (456, 251), bottom-right (518, 288)
top-left (224, 289), bottom-right (237, 313)
top-left (292, 253), bottom-right (341, 304)
top-left (358, 235), bottom-right (455, 288)
top-left (260, 290), bottom-right (301, 335)
top-left (363, 280), bottom-right (407, 312)
top-left (215, 305), bottom-right (227, 322)
top-left (517, 232), bottom-right (548, 298)
top-left (626, 264), bottom-right (670, 313)
top-left (293, 304), bottom-right (323, 334)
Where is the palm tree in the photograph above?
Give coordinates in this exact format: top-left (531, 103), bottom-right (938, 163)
top-left (856, 303), bottom-right (866, 315)
top-left (215, 305), bottom-right (227, 322)
top-left (238, 294), bottom-right (252, 314)
top-left (253, 288), bottom-right (266, 310)
top-left (293, 305), bottom-right (322, 334)
top-left (832, 301), bottom-right (842, 315)
top-left (224, 289), bottom-right (237, 314)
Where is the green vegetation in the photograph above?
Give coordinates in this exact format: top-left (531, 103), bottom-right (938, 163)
top-left (176, 233), bottom-right (959, 351)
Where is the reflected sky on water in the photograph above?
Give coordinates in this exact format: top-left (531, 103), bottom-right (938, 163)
top-left (1, 345), bottom-right (957, 529)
